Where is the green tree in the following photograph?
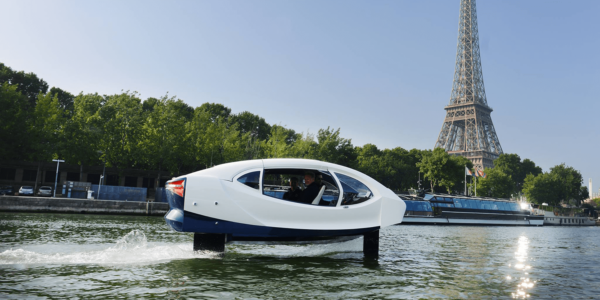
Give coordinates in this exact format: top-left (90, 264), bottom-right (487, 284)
top-left (417, 148), bottom-right (450, 193)
top-left (187, 106), bottom-right (212, 168)
top-left (96, 92), bottom-right (144, 180)
top-left (0, 83), bottom-right (29, 160)
top-left (262, 125), bottom-right (295, 158)
top-left (405, 148), bottom-right (426, 191)
top-left (353, 145), bottom-right (419, 191)
top-left (209, 120), bottom-right (244, 165)
top-left (287, 132), bottom-right (317, 159)
top-left (60, 93), bottom-right (104, 180)
top-left (521, 158), bottom-right (542, 181)
top-left (198, 102), bottom-right (231, 122)
top-left (139, 96), bottom-right (193, 183)
top-left (230, 111), bottom-right (272, 141)
top-left (521, 164), bottom-right (583, 207)
top-left (577, 186), bottom-right (590, 205)
top-left (29, 92), bottom-right (66, 188)
top-left (494, 153), bottom-right (542, 194)
top-left (314, 127), bottom-right (355, 166)
top-left (48, 87), bottom-right (75, 117)
top-left (549, 163), bottom-right (583, 206)
top-left (476, 167), bottom-right (514, 198)
top-left (30, 92), bottom-right (64, 159)
top-left (187, 106), bottom-right (244, 168)
top-left (523, 173), bottom-right (560, 206)
top-left (417, 149), bottom-right (473, 193)
top-left (355, 144), bottom-right (385, 183)
top-left (142, 97), bottom-right (160, 113)
top-left (0, 63), bottom-right (49, 107)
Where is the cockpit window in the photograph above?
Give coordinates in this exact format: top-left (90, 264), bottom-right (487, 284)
top-left (334, 173), bottom-right (373, 205)
top-left (237, 171), bottom-right (260, 189)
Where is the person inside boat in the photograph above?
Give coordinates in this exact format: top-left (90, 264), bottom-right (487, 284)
top-left (299, 171), bottom-right (321, 204)
top-left (283, 177), bottom-right (302, 201)
top-left (315, 174), bottom-right (323, 187)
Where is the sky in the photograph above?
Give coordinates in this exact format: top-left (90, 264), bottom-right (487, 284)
top-left (1, 0), bottom-right (599, 196)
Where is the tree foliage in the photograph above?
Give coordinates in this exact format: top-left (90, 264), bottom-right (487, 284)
top-left (0, 82), bottom-right (29, 160)
top-left (0, 62), bottom-right (586, 201)
top-left (0, 63), bottom-right (49, 107)
top-left (96, 92), bottom-right (144, 176)
top-left (475, 167), bottom-right (513, 198)
top-left (494, 153), bottom-right (542, 194)
top-left (522, 163), bottom-right (584, 206)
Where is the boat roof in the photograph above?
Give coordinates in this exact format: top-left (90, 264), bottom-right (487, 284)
top-left (181, 158), bottom-right (377, 183)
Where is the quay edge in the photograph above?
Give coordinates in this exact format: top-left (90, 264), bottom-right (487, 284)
top-left (0, 195), bottom-right (168, 216)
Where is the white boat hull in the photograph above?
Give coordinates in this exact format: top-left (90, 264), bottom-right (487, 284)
top-left (540, 211), bottom-right (596, 226)
top-left (164, 159), bottom-right (406, 241)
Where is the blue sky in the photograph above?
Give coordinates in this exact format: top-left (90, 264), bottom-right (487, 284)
top-left (2, 0), bottom-right (599, 196)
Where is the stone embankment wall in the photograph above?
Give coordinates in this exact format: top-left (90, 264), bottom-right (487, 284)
top-left (0, 196), bottom-right (169, 216)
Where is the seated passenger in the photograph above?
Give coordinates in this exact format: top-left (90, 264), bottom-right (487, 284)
top-left (282, 177), bottom-right (302, 201)
top-left (299, 172), bottom-right (321, 204)
top-left (315, 174), bottom-right (323, 187)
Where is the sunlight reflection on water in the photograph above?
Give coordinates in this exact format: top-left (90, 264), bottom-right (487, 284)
top-left (512, 235), bottom-right (535, 299)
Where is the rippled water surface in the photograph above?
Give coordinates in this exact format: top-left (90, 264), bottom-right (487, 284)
top-left (1, 212), bottom-right (599, 299)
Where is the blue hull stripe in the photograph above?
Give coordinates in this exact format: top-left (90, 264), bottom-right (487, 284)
top-left (165, 209), bottom-right (379, 239)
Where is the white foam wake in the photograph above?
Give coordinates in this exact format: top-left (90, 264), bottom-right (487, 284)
top-left (0, 230), bottom-right (215, 265)
top-left (228, 237), bottom-right (363, 257)
top-left (1, 230), bottom-right (365, 265)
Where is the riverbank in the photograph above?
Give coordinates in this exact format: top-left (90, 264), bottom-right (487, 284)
top-left (0, 195), bottom-right (168, 216)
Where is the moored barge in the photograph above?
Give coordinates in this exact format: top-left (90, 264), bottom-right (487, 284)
top-left (397, 193), bottom-right (544, 226)
top-left (530, 205), bottom-right (596, 226)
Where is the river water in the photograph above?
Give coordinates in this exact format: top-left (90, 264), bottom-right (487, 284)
top-left (1, 212), bottom-right (599, 299)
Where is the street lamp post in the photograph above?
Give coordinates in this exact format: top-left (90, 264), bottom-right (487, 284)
top-left (98, 175), bottom-right (104, 200)
top-left (52, 159), bottom-right (64, 197)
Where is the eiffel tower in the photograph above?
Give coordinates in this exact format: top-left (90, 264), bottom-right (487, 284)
top-left (434, 0), bottom-right (503, 172)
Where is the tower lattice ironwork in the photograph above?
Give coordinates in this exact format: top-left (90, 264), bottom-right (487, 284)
top-left (435, 0), bottom-right (503, 172)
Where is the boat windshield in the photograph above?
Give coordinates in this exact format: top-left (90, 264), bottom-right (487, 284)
top-left (334, 173), bottom-right (373, 206)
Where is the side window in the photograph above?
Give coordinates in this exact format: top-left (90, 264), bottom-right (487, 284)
top-left (237, 171), bottom-right (260, 189)
top-left (261, 169), bottom-right (340, 206)
top-left (335, 173), bottom-right (373, 206)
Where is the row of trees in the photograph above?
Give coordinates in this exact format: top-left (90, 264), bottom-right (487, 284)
top-left (471, 154), bottom-right (588, 207)
top-left (1, 62), bottom-right (427, 190)
top-left (0, 63), bottom-right (589, 206)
